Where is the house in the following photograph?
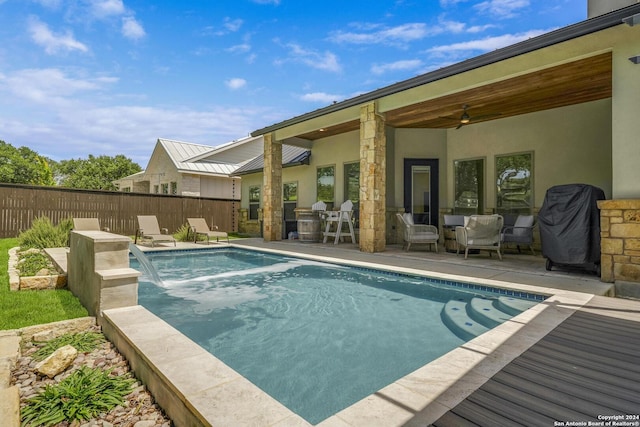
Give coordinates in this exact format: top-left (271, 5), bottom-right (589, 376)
top-left (239, 1), bottom-right (640, 285)
top-left (114, 136), bottom-right (264, 199)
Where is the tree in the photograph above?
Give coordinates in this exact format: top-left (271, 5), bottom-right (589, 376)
top-left (0, 140), bottom-right (55, 186)
top-left (56, 154), bottom-right (142, 191)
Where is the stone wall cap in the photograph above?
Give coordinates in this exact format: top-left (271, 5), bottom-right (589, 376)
top-left (598, 199), bottom-right (640, 209)
top-left (96, 268), bottom-right (141, 280)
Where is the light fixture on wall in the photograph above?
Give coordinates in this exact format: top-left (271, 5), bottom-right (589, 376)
top-left (629, 55), bottom-right (640, 64)
top-left (623, 12), bottom-right (640, 26)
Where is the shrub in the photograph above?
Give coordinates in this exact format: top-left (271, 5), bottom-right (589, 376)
top-left (18, 216), bottom-right (73, 249)
top-left (17, 251), bottom-right (54, 277)
top-left (20, 366), bottom-right (135, 426)
top-left (173, 222), bottom-right (204, 242)
top-left (32, 332), bottom-right (106, 362)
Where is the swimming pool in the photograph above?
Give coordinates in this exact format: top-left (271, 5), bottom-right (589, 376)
top-left (132, 247), bottom-right (543, 424)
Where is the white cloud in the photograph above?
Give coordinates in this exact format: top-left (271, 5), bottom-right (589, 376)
top-left (426, 29), bottom-right (549, 55)
top-left (225, 78), bottom-right (247, 90)
top-left (122, 16), bottom-right (146, 40)
top-left (299, 92), bottom-right (344, 103)
top-left (32, 0), bottom-right (62, 8)
top-left (252, 0), bottom-right (280, 4)
top-left (0, 68), bottom-right (116, 105)
top-left (89, 0), bottom-right (125, 19)
top-left (284, 43), bottom-right (342, 72)
top-left (371, 59), bottom-right (423, 75)
top-left (475, 0), bottom-right (530, 18)
top-left (27, 16), bottom-right (89, 54)
top-left (226, 44), bottom-right (251, 54)
top-left (224, 18), bottom-right (243, 32)
top-left (329, 23), bottom-right (431, 45)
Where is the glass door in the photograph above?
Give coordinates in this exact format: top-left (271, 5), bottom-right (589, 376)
top-left (411, 165), bottom-right (431, 224)
top-left (404, 159), bottom-right (439, 226)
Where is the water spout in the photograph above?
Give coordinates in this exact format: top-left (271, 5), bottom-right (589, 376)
top-left (129, 243), bottom-right (165, 287)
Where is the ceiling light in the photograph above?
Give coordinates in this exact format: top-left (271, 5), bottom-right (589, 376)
top-left (460, 112), bottom-right (470, 124)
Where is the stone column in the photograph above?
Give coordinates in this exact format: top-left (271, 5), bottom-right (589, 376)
top-left (598, 199), bottom-right (640, 293)
top-left (262, 132), bottom-right (283, 241)
top-left (359, 102), bottom-right (386, 253)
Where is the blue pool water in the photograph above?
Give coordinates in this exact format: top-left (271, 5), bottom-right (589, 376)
top-left (132, 248), bottom-right (542, 424)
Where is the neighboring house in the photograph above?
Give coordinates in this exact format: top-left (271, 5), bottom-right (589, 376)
top-left (240, 2), bottom-right (640, 284)
top-left (114, 136), bottom-right (264, 199)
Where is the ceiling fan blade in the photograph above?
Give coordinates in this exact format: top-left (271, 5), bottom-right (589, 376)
top-left (456, 122), bottom-right (464, 130)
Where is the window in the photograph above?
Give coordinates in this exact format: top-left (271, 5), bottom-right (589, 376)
top-left (496, 152), bottom-right (533, 215)
top-left (153, 185), bottom-right (159, 194)
top-left (249, 185), bottom-right (260, 220)
top-left (317, 165), bottom-right (335, 210)
top-left (122, 187), bottom-right (131, 192)
top-left (170, 182), bottom-right (177, 195)
top-left (344, 162), bottom-right (360, 226)
top-left (161, 183), bottom-right (169, 194)
top-left (454, 158), bottom-right (484, 215)
top-left (283, 182), bottom-right (298, 221)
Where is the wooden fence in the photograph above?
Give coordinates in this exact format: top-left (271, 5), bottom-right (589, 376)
top-left (0, 184), bottom-right (238, 238)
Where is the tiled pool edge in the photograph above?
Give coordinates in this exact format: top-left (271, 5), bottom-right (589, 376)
top-left (117, 244), bottom-right (597, 426)
top-left (102, 305), bottom-right (310, 427)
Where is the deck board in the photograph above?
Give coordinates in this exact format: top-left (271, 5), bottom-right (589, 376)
top-left (431, 296), bottom-right (640, 426)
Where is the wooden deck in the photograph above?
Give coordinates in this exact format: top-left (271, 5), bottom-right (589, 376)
top-left (431, 296), bottom-right (640, 426)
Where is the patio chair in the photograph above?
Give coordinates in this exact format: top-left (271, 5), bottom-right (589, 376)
top-left (455, 214), bottom-right (504, 260)
top-left (187, 218), bottom-right (229, 244)
top-left (322, 200), bottom-right (356, 244)
top-left (501, 214), bottom-right (536, 255)
top-left (135, 215), bottom-right (176, 247)
top-left (396, 213), bottom-right (439, 252)
top-left (72, 218), bottom-right (109, 232)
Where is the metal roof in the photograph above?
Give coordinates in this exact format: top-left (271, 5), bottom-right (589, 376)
top-left (158, 138), bottom-right (241, 177)
top-left (232, 145), bottom-right (311, 176)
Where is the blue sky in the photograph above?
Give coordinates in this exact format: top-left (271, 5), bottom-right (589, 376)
top-left (0, 0), bottom-right (586, 165)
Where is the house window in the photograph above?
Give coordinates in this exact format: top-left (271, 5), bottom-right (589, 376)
top-left (153, 185), bottom-right (159, 194)
top-left (170, 182), bottom-right (177, 195)
top-left (122, 187), bottom-right (131, 192)
top-left (249, 185), bottom-right (260, 220)
top-left (496, 152), bottom-right (533, 215)
top-left (344, 162), bottom-right (360, 226)
top-left (283, 182), bottom-right (298, 222)
top-left (454, 158), bottom-right (484, 215)
top-left (317, 165), bottom-right (335, 210)
top-left (161, 183), bottom-right (169, 194)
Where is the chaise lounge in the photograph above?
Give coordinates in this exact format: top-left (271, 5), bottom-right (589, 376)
top-left (187, 218), bottom-right (229, 244)
top-left (135, 215), bottom-right (176, 247)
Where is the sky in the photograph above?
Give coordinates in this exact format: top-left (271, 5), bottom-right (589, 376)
top-left (0, 0), bottom-right (587, 166)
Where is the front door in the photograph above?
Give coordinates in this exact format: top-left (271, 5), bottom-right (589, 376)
top-left (403, 159), bottom-right (439, 227)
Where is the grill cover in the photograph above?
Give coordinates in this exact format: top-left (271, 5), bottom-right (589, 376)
top-left (538, 184), bottom-right (605, 265)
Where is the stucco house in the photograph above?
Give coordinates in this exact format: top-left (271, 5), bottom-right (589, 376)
top-left (238, 1), bottom-right (640, 285)
top-left (114, 136), bottom-right (264, 199)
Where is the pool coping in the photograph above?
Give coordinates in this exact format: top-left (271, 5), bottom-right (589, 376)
top-left (108, 243), bottom-right (596, 426)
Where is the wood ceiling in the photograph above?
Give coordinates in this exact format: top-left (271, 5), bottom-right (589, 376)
top-left (297, 52), bottom-right (612, 140)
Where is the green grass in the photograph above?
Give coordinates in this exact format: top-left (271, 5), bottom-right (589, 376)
top-left (0, 238), bottom-right (88, 331)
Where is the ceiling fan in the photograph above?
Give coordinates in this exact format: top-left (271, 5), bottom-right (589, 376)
top-left (441, 104), bottom-right (502, 129)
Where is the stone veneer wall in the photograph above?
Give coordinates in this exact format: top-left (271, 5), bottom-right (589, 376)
top-left (598, 199), bottom-right (640, 285)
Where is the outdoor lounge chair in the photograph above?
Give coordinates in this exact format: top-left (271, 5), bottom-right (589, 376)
top-left (187, 218), bottom-right (229, 244)
top-left (322, 200), bottom-right (356, 244)
top-left (501, 214), bottom-right (536, 255)
top-left (396, 213), bottom-right (439, 252)
top-left (455, 214), bottom-right (504, 260)
top-left (72, 218), bottom-right (109, 232)
top-left (135, 215), bottom-right (176, 247)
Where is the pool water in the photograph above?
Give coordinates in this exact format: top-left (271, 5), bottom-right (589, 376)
top-left (133, 248), bottom-right (540, 424)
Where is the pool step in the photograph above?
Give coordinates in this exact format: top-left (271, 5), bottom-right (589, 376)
top-left (441, 299), bottom-right (489, 341)
top-left (497, 296), bottom-right (539, 316)
top-left (469, 297), bottom-right (513, 329)
top-left (442, 296), bottom-right (538, 341)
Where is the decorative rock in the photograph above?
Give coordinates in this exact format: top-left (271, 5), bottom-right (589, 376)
top-left (134, 420), bottom-right (157, 427)
top-left (32, 329), bottom-right (57, 342)
top-left (35, 344), bottom-right (78, 378)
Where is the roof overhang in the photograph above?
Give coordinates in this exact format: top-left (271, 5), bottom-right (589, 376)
top-left (250, 4), bottom-right (640, 140)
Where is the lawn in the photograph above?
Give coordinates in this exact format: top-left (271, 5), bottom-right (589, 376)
top-left (0, 238), bottom-right (88, 330)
